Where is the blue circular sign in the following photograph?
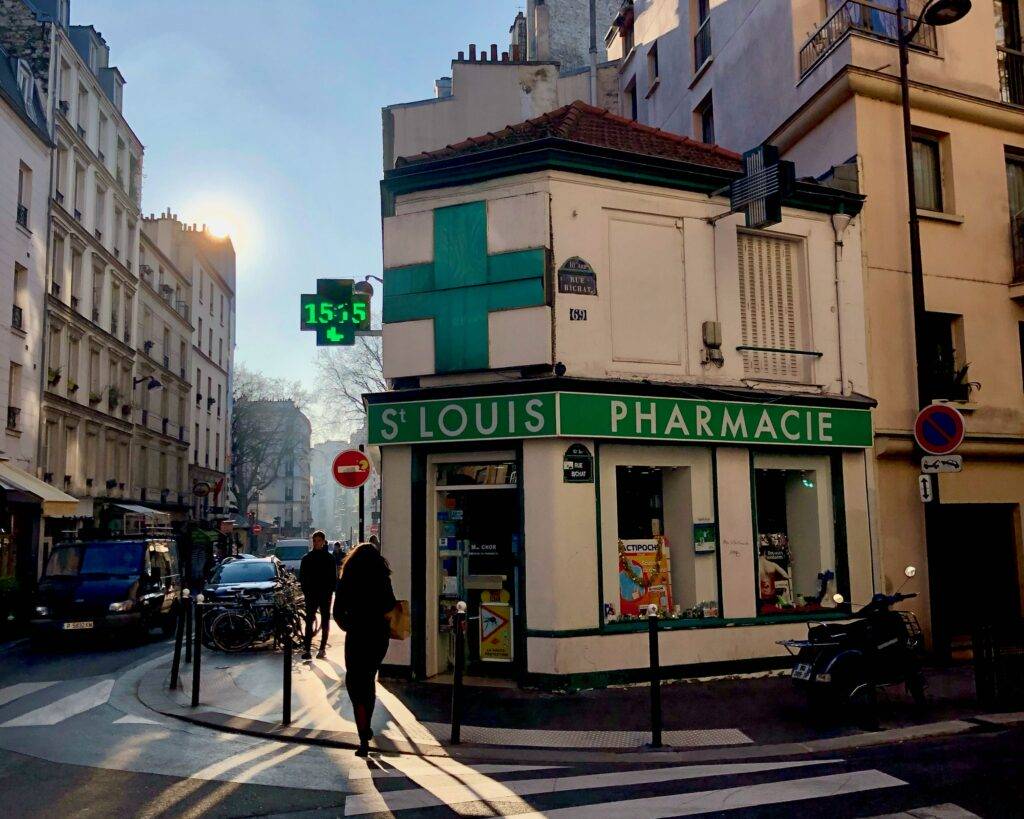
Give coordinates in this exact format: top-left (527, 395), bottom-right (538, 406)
top-left (914, 404), bottom-right (965, 455)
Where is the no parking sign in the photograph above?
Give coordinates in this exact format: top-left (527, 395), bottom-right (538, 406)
top-left (914, 404), bottom-right (965, 456)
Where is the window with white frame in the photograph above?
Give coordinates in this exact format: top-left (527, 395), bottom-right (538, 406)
top-left (737, 231), bottom-right (811, 382)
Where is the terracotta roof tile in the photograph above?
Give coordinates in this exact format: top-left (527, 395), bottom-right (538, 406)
top-left (396, 100), bottom-right (743, 172)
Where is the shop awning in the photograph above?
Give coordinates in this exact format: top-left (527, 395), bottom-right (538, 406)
top-left (114, 503), bottom-right (166, 518)
top-left (0, 461), bottom-right (79, 517)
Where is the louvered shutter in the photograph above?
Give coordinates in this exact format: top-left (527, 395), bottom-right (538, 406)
top-left (737, 233), bottom-right (807, 381)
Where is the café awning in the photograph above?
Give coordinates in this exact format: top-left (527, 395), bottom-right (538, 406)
top-left (0, 460), bottom-right (79, 517)
top-left (114, 503), bottom-right (166, 518)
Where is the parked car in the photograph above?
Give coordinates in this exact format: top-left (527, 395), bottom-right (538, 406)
top-left (203, 556), bottom-right (286, 604)
top-left (31, 535), bottom-right (181, 641)
top-left (272, 539), bottom-right (309, 574)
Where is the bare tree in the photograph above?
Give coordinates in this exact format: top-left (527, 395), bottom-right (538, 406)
top-left (313, 336), bottom-right (385, 438)
top-left (230, 365), bottom-right (312, 516)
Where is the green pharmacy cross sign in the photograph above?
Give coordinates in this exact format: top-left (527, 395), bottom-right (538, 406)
top-left (300, 279), bottom-right (370, 346)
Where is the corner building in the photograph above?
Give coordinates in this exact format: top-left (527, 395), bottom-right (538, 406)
top-left (370, 103), bottom-right (877, 686)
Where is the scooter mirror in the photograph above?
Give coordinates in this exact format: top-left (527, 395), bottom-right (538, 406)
top-left (904, 566), bottom-right (917, 578)
top-left (832, 593), bottom-right (845, 604)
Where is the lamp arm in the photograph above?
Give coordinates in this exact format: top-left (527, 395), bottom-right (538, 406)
top-left (901, 0), bottom-right (936, 44)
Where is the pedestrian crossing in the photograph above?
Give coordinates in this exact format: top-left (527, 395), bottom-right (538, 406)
top-left (0, 678), bottom-right (114, 727)
top-left (343, 756), bottom-right (980, 818)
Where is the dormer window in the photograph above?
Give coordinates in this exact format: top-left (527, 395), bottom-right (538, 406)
top-left (16, 60), bottom-right (32, 110)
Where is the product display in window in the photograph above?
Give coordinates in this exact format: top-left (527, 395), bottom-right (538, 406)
top-left (754, 462), bottom-right (838, 616)
top-left (618, 537), bottom-right (673, 617)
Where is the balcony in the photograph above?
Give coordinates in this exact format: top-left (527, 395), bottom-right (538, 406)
top-left (55, 190), bottom-right (64, 205)
top-left (999, 46), bottom-right (1024, 106)
top-left (76, 124), bottom-right (86, 139)
top-left (94, 228), bottom-right (102, 242)
top-left (6, 406), bottom-right (19, 431)
top-left (799, 0), bottom-right (936, 77)
top-left (694, 16), bottom-right (711, 72)
top-left (175, 301), bottom-right (191, 321)
top-left (11, 305), bottom-right (23, 330)
top-left (71, 295), bottom-right (80, 311)
top-left (58, 100), bottom-right (69, 116)
top-left (16, 204), bottom-right (28, 229)
top-left (50, 281), bottom-right (61, 298)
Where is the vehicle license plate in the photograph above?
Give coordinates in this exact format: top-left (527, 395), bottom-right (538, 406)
top-left (792, 663), bottom-right (812, 681)
top-left (62, 621), bottom-right (93, 630)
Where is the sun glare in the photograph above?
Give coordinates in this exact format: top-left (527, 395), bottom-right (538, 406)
top-left (183, 195), bottom-right (257, 250)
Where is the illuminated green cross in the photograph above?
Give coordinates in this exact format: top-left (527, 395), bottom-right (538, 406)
top-left (383, 201), bottom-right (547, 373)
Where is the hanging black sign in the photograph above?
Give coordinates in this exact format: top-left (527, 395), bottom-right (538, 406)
top-left (557, 257), bottom-right (598, 296)
top-left (562, 443), bottom-right (594, 483)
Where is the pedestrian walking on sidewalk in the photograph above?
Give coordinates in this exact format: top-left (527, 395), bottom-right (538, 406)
top-left (300, 530), bottom-right (336, 660)
top-left (334, 541), bottom-right (396, 756)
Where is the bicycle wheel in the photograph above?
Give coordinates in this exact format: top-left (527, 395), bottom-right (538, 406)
top-left (211, 609), bottom-right (256, 652)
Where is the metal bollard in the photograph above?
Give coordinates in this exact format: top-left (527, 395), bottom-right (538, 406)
top-left (184, 592), bottom-right (193, 664)
top-left (191, 596), bottom-right (204, 707)
top-left (169, 597), bottom-right (186, 690)
top-left (450, 601), bottom-right (467, 745)
top-left (283, 634), bottom-right (293, 725)
top-left (648, 605), bottom-right (663, 748)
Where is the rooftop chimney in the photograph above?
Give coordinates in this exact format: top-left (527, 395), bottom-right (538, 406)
top-left (434, 76), bottom-right (453, 98)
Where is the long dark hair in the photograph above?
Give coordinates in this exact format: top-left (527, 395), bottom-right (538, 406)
top-left (340, 541), bottom-right (391, 581)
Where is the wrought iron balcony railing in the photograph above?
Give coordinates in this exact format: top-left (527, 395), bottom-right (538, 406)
top-left (800, 0), bottom-right (936, 77)
top-left (16, 204), bottom-right (28, 228)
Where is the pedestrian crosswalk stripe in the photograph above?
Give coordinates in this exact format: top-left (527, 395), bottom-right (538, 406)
top-left (860, 805), bottom-right (980, 818)
top-left (0, 679), bottom-right (114, 727)
top-left (342, 758), bottom-right (842, 815)
top-left (503, 769), bottom-right (906, 818)
top-left (347, 762), bottom-right (564, 781)
top-left (112, 713), bottom-right (162, 725)
top-left (0, 681), bottom-right (57, 709)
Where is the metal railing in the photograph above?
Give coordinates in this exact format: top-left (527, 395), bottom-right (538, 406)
top-left (16, 204), bottom-right (28, 228)
top-left (1011, 213), bottom-right (1024, 284)
top-left (799, 0), bottom-right (936, 76)
top-left (693, 16), bottom-right (711, 72)
top-left (6, 406), bottom-right (19, 431)
top-left (999, 46), bottom-right (1024, 107)
top-left (11, 305), bottom-right (23, 330)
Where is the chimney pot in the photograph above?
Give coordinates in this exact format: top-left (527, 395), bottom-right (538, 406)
top-left (490, 43), bottom-right (498, 61)
top-left (457, 50), bottom-right (465, 60)
top-left (502, 51), bottom-right (509, 62)
top-left (511, 44), bottom-right (521, 61)
top-left (468, 44), bottom-right (476, 60)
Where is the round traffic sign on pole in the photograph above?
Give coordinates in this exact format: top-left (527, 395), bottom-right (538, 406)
top-left (914, 404), bottom-right (965, 455)
top-left (333, 449), bottom-right (371, 489)
top-left (251, 524), bottom-right (263, 535)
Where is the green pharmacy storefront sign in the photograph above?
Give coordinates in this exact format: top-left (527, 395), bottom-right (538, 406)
top-left (368, 392), bottom-right (873, 448)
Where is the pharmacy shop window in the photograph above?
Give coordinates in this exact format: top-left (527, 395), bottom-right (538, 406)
top-left (609, 460), bottom-right (719, 624)
top-left (753, 453), bottom-right (838, 617)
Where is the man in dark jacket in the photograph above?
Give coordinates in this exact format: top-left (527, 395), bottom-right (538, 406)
top-left (299, 530), bottom-right (336, 659)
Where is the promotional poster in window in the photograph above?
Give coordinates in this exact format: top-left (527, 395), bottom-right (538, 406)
top-left (618, 537), bottom-right (673, 616)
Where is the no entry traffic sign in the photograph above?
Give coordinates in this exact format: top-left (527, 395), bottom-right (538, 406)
top-left (333, 449), bottom-right (371, 489)
top-left (914, 404), bottom-right (965, 456)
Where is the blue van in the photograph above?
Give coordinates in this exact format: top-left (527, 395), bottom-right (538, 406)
top-left (31, 535), bottom-right (181, 640)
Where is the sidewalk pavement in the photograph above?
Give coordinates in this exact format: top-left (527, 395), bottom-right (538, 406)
top-left (137, 635), bottom-right (1019, 762)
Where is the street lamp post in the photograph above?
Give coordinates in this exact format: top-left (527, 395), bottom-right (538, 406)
top-left (896, 0), bottom-right (972, 410)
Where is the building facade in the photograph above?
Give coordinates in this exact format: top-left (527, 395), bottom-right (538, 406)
top-left (0, 41), bottom-right (54, 586)
top-left (129, 225), bottom-right (192, 515)
top-left (143, 210), bottom-right (236, 520)
top-left (242, 400), bottom-right (311, 538)
top-left (371, 103), bottom-right (874, 686)
top-left (603, 0), bottom-right (1024, 657)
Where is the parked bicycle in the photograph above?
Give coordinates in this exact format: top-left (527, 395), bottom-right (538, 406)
top-left (207, 581), bottom-right (307, 652)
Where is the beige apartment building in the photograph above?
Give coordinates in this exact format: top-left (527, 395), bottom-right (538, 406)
top-left (602, 0), bottom-right (1024, 655)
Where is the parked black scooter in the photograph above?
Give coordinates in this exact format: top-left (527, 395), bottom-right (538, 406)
top-left (779, 566), bottom-right (926, 720)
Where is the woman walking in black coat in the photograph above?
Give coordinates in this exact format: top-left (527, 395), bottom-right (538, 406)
top-left (334, 542), bottom-right (396, 756)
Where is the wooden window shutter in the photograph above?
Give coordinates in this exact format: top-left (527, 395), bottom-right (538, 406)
top-left (737, 232), bottom-right (806, 381)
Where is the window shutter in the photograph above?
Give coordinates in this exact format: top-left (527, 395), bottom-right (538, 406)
top-left (737, 233), bottom-right (806, 381)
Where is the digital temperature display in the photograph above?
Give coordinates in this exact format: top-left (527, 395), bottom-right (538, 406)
top-left (299, 279), bottom-right (371, 346)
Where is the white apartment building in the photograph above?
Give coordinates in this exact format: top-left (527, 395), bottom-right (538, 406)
top-left (252, 401), bottom-right (311, 538)
top-left (130, 225), bottom-right (192, 514)
top-left (143, 210), bottom-right (236, 520)
top-left (1, 44), bottom-right (49, 474)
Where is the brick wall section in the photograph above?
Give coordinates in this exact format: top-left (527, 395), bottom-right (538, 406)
top-left (0, 0), bottom-right (52, 95)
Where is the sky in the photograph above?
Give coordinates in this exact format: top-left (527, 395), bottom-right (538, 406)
top-left (75, 0), bottom-right (516, 393)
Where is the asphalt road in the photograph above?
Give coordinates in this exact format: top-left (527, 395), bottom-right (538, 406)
top-left (0, 637), bottom-right (1021, 818)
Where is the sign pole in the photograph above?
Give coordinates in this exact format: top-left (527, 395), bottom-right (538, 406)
top-left (358, 444), bottom-right (365, 543)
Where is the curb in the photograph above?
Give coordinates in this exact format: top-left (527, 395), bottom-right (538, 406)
top-left (134, 660), bottom-right (1021, 765)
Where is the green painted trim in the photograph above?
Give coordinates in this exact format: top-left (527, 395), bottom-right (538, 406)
top-left (383, 138), bottom-right (865, 217)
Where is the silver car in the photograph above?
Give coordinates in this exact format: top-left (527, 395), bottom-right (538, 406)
top-left (272, 539), bottom-right (309, 574)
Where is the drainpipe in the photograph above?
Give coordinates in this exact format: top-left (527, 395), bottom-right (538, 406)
top-left (831, 211), bottom-right (854, 396)
top-left (589, 0), bottom-right (598, 105)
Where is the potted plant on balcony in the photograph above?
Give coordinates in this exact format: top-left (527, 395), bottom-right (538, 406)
top-left (949, 363), bottom-right (981, 403)
top-left (47, 367), bottom-right (61, 387)
top-left (88, 390), bottom-right (102, 405)
top-left (67, 379), bottom-right (79, 394)
top-left (121, 401), bottom-right (132, 416)
top-left (107, 385), bottom-right (121, 410)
